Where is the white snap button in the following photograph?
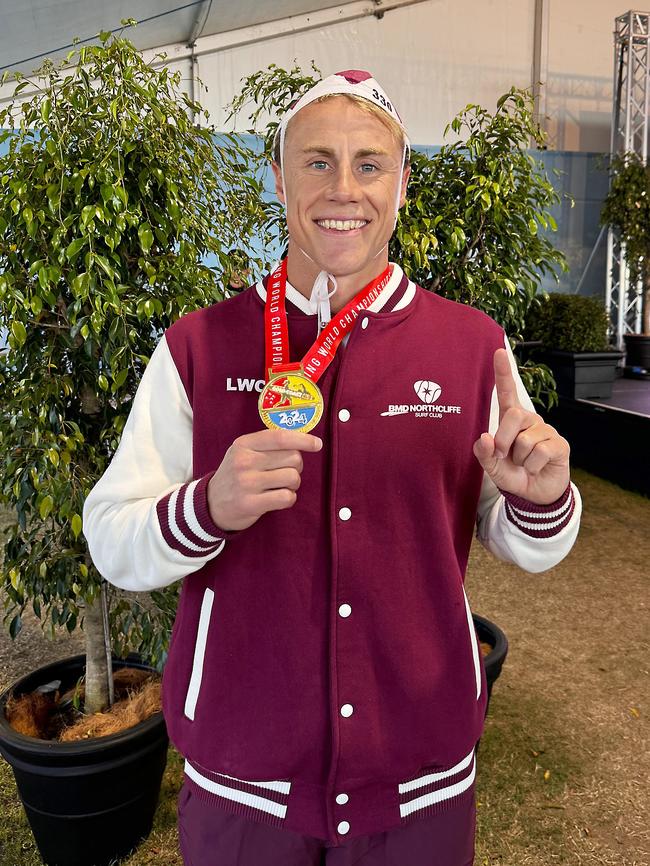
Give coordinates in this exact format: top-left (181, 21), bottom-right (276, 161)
top-left (338, 408), bottom-right (351, 422)
top-left (338, 507), bottom-right (352, 521)
top-left (337, 820), bottom-right (351, 834)
top-left (361, 318), bottom-right (369, 329)
top-left (338, 603), bottom-right (352, 618)
top-left (340, 704), bottom-right (354, 717)
top-left (336, 793), bottom-right (349, 805)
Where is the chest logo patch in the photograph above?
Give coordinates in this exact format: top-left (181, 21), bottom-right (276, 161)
top-left (413, 380), bottom-right (442, 403)
top-left (380, 380), bottom-right (462, 419)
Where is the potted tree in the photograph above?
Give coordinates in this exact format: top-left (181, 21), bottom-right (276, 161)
top-left (0, 24), bottom-right (266, 866)
top-left (601, 152), bottom-right (650, 375)
top-left (524, 293), bottom-right (624, 399)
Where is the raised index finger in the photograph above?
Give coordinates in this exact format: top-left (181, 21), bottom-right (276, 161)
top-left (239, 429), bottom-right (323, 453)
top-left (493, 348), bottom-right (521, 418)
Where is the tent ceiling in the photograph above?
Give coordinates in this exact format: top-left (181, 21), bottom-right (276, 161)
top-left (1, 0), bottom-right (360, 75)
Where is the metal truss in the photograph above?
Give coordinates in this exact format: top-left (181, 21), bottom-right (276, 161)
top-left (606, 10), bottom-right (650, 347)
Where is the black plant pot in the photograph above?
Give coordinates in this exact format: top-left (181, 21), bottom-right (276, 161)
top-left (472, 614), bottom-right (508, 713)
top-left (539, 349), bottom-right (624, 399)
top-left (0, 654), bottom-right (168, 866)
top-left (623, 333), bottom-right (650, 376)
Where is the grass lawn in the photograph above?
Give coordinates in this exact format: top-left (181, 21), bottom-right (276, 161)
top-left (0, 467), bottom-right (648, 865)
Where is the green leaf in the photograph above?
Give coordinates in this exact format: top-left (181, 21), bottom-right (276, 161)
top-left (71, 514), bottom-right (82, 539)
top-left (138, 223), bottom-right (154, 253)
top-left (37, 266), bottom-right (50, 290)
top-left (71, 272), bottom-right (90, 297)
top-left (9, 615), bottom-right (22, 640)
top-left (81, 204), bottom-right (95, 227)
top-left (98, 374), bottom-right (109, 391)
top-left (94, 255), bottom-right (114, 278)
top-left (41, 97), bottom-right (51, 122)
top-left (11, 320), bottom-right (27, 346)
top-left (66, 237), bottom-right (87, 260)
top-left (114, 185), bottom-right (128, 207)
top-left (39, 495), bottom-right (54, 519)
top-left (112, 367), bottom-right (129, 388)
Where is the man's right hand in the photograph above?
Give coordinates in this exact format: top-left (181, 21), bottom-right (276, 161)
top-left (207, 429), bottom-right (323, 532)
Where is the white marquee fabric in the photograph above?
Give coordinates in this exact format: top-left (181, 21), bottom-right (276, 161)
top-left (0, 0), bottom-right (631, 150)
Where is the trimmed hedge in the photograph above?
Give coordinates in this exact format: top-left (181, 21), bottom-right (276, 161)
top-left (525, 293), bottom-right (610, 352)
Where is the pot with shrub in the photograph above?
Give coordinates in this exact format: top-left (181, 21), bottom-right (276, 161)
top-left (600, 152), bottom-right (650, 375)
top-left (524, 293), bottom-right (624, 399)
top-left (0, 24), bottom-right (266, 866)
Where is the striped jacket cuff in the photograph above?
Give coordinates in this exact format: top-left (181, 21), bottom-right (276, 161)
top-left (156, 474), bottom-right (228, 558)
top-left (501, 483), bottom-right (575, 538)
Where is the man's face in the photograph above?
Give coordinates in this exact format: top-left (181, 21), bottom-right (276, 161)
top-left (272, 97), bottom-right (409, 282)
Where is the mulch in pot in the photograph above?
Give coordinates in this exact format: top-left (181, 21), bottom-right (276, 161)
top-left (4, 667), bottom-right (161, 742)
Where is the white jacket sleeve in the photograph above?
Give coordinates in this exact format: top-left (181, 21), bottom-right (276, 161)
top-left (83, 336), bottom-right (226, 591)
top-left (475, 335), bottom-right (582, 573)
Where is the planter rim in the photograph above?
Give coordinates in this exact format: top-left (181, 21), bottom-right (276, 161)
top-left (0, 653), bottom-right (164, 756)
top-left (540, 349), bottom-right (625, 359)
top-left (472, 613), bottom-right (508, 663)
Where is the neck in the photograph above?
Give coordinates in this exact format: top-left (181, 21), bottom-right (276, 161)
top-left (285, 245), bottom-right (390, 313)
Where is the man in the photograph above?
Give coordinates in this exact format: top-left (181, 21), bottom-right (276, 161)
top-left (84, 71), bottom-right (581, 865)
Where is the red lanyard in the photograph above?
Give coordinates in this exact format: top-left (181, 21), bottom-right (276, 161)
top-left (264, 259), bottom-right (393, 383)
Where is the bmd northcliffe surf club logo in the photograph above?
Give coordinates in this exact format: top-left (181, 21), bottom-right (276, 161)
top-left (380, 380), bottom-right (462, 419)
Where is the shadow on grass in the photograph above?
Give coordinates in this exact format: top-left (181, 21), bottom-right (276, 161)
top-left (475, 681), bottom-right (594, 866)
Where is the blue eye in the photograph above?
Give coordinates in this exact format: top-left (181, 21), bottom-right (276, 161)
top-left (360, 163), bottom-right (378, 173)
top-left (311, 160), bottom-right (328, 170)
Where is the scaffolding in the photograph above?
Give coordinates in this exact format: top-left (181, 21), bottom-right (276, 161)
top-left (605, 10), bottom-right (650, 347)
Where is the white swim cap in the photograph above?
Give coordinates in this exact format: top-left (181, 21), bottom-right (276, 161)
top-left (275, 70), bottom-right (409, 170)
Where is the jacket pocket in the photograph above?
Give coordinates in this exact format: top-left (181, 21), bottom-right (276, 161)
top-left (462, 586), bottom-right (482, 701)
top-left (184, 587), bottom-right (215, 720)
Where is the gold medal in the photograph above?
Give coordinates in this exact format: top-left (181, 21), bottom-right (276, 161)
top-left (261, 259), bottom-right (392, 434)
top-left (259, 369), bottom-right (324, 433)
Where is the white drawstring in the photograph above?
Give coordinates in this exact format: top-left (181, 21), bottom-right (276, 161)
top-left (308, 270), bottom-right (338, 330)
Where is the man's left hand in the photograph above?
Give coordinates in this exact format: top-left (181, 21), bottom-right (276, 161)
top-left (473, 348), bottom-right (571, 505)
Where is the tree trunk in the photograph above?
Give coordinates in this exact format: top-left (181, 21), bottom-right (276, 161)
top-left (83, 581), bottom-right (114, 714)
top-left (644, 267), bottom-right (650, 335)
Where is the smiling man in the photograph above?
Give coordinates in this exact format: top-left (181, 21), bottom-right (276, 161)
top-left (84, 71), bottom-right (581, 865)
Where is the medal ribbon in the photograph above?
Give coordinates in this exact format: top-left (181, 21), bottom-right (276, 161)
top-left (264, 259), bottom-right (393, 383)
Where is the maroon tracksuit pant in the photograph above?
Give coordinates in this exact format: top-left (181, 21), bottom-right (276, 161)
top-left (177, 778), bottom-right (476, 866)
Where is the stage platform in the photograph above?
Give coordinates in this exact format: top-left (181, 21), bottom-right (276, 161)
top-left (545, 377), bottom-right (650, 497)
top-left (582, 376), bottom-right (650, 416)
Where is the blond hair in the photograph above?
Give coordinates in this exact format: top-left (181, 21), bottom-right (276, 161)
top-left (273, 92), bottom-right (410, 166)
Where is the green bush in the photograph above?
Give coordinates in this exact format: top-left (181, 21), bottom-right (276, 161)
top-left (0, 25), bottom-right (269, 712)
top-left (524, 293), bottom-right (610, 352)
